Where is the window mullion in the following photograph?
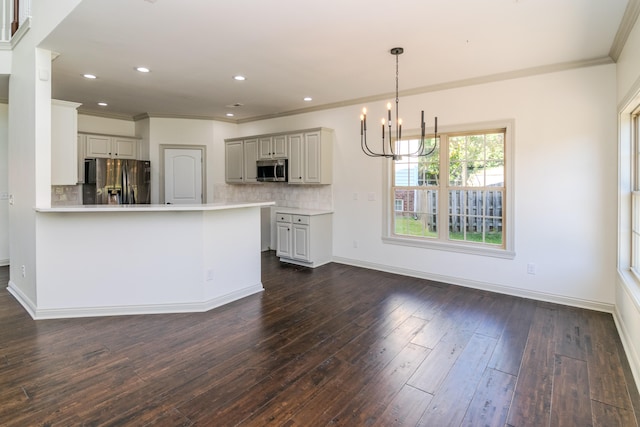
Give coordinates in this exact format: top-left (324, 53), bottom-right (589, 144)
top-left (438, 134), bottom-right (448, 241)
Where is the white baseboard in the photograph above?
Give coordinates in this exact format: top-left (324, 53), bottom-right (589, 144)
top-left (331, 256), bottom-right (615, 313)
top-left (613, 305), bottom-right (640, 393)
top-left (0, 259), bottom-right (9, 267)
top-left (7, 280), bottom-right (37, 318)
top-left (7, 282), bottom-right (264, 320)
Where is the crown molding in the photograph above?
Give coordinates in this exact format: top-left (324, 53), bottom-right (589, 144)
top-left (610, 0), bottom-right (640, 62)
top-left (238, 57), bottom-right (614, 124)
top-left (133, 112), bottom-right (237, 123)
top-left (80, 56), bottom-right (613, 125)
top-left (77, 109), bottom-right (136, 121)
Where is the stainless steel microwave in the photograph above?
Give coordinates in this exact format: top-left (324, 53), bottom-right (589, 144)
top-left (257, 159), bottom-right (288, 182)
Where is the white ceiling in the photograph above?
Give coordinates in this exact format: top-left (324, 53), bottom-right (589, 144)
top-left (37, 0), bottom-right (631, 122)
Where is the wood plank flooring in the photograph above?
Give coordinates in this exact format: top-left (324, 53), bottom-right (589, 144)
top-left (0, 252), bottom-right (639, 426)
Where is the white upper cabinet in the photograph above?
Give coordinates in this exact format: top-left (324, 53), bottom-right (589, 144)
top-left (258, 135), bottom-right (288, 160)
top-left (85, 134), bottom-right (138, 159)
top-left (51, 100), bottom-right (82, 185)
top-left (225, 139), bottom-right (258, 183)
top-left (289, 128), bottom-right (333, 185)
top-left (243, 138), bottom-right (258, 183)
top-left (226, 127), bottom-right (333, 185)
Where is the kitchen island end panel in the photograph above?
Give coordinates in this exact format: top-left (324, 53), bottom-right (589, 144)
top-left (9, 204), bottom-right (270, 319)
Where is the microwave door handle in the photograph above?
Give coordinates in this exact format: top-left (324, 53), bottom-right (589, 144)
top-left (274, 163), bottom-right (278, 179)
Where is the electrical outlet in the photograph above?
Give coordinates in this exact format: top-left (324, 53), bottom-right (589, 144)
top-left (21, 265), bottom-right (26, 278)
top-left (367, 192), bottom-right (375, 201)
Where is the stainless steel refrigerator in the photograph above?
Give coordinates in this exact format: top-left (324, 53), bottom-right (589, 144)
top-left (83, 158), bottom-right (151, 204)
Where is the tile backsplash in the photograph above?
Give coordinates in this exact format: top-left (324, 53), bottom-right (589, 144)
top-left (52, 183), bottom-right (333, 210)
top-left (51, 185), bottom-right (83, 206)
top-left (214, 183), bottom-right (332, 211)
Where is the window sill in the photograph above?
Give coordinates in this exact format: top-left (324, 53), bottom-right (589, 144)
top-left (382, 235), bottom-right (516, 259)
top-left (618, 268), bottom-right (640, 313)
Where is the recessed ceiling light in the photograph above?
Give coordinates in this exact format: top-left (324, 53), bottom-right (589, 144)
top-left (97, 102), bottom-right (108, 107)
top-left (303, 97), bottom-right (313, 102)
top-left (226, 113), bottom-right (235, 117)
top-left (233, 75), bottom-right (246, 81)
top-left (136, 67), bottom-right (150, 73)
top-left (83, 74), bottom-right (97, 79)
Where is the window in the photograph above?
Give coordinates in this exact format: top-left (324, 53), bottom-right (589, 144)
top-left (631, 108), bottom-right (640, 277)
top-left (385, 121), bottom-right (514, 258)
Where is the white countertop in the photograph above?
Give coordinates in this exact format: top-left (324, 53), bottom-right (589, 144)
top-left (36, 201), bottom-right (275, 213)
top-left (273, 207), bottom-right (333, 216)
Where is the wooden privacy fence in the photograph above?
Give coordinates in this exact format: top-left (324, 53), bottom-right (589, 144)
top-left (396, 189), bottom-right (503, 233)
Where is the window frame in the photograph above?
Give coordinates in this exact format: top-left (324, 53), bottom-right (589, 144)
top-left (382, 119), bottom-right (515, 259)
top-left (630, 107), bottom-right (640, 280)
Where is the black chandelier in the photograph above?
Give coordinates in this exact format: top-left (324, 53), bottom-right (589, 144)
top-left (360, 47), bottom-right (438, 160)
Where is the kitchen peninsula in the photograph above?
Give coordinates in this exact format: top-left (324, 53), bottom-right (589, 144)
top-left (9, 202), bottom-right (273, 319)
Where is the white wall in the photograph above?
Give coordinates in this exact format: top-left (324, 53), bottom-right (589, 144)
top-left (145, 117), bottom-right (238, 204)
top-left (8, 0), bottom-right (82, 304)
top-left (0, 103), bottom-right (8, 265)
top-left (78, 114), bottom-right (136, 136)
top-left (615, 13), bottom-right (640, 391)
top-left (234, 64), bottom-right (618, 310)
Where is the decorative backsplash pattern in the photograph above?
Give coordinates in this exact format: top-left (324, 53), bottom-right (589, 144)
top-left (214, 183), bottom-right (332, 210)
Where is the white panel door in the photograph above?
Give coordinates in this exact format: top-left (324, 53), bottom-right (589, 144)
top-left (164, 148), bottom-right (202, 204)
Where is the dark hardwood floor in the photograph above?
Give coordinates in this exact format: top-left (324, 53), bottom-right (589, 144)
top-left (0, 253), bottom-right (639, 426)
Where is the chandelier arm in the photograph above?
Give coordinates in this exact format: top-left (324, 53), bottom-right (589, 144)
top-left (361, 132), bottom-right (377, 157)
top-left (418, 137), bottom-right (438, 157)
top-left (362, 131), bottom-right (393, 157)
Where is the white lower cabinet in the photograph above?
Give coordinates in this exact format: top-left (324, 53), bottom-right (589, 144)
top-left (276, 210), bottom-right (332, 268)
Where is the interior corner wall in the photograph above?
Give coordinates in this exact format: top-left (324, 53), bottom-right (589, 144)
top-left (6, 0), bottom-right (81, 307)
top-left (0, 103), bottom-right (8, 265)
top-left (78, 114), bottom-right (136, 136)
top-left (8, 31), bottom-right (40, 304)
top-left (615, 12), bottom-right (640, 390)
top-left (146, 117), bottom-right (238, 204)
top-left (237, 64), bottom-right (618, 309)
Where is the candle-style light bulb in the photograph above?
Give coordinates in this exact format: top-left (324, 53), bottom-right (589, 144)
top-left (362, 108), bottom-right (367, 131)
